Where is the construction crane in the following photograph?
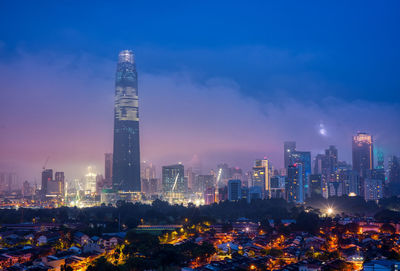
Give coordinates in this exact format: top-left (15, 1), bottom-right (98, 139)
top-left (42, 156), bottom-right (50, 170)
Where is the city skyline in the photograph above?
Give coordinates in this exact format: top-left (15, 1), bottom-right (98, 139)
top-left (1, 2), bottom-right (400, 270)
top-left (0, 1), bottom-right (399, 182)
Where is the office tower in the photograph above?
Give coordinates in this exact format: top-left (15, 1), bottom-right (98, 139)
top-left (313, 154), bottom-right (325, 175)
top-left (142, 178), bottom-right (159, 194)
top-left (286, 164), bottom-right (304, 203)
top-left (309, 174), bottom-right (322, 198)
top-left (284, 141), bottom-right (296, 169)
top-left (335, 168), bottom-right (360, 196)
top-left (364, 178), bottom-right (383, 201)
top-left (104, 153), bottom-right (113, 188)
top-left (194, 175), bottom-right (214, 193)
top-left (388, 156), bottom-right (400, 184)
top-left (289, 151), bottom-right (311, 176)
top-left (314, 145), bottom-right (339, 198)
top-left (141, 162), bottom-right (156, 194)
top-left (352, 132), bottom-right (373, 178)
top-left (85, 167), bottom-right (97, 194)
top-left (228, 179), bottom-right (242, 201)
top-left (41, 169), bottom-right (53, 195)
top-left (232, 168), bottom-right (244, 187)
top-left (95, 174), bottom-right (104, 195)
top-left (112, 50), bottom-right (141, 192)
top-left (325, 146), bottom-right (338, 173)
top-left (270, 176), bottom-right (285, 199)
top-left (289, 151), bottom-right (311, 197)
top-left (141, 161), bottom-right (156, 180)
top-left (54, 172), bottom-right (65, 196)
top-left (162, 164), bottom-right (185, 193)
top-left (204, 187), bottom-right (215, 205)
top-left (252, 159), bottom-right (270, 198)
top-left (185, 167), bottom-right (196, 191)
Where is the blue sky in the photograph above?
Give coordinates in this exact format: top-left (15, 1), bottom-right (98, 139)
top-left (0, 1), bottom-right (399, 179)
top-left (1, 0), bottom-right (399, 102)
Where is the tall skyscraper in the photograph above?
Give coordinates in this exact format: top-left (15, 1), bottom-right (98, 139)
top-left (288, 151), bottom-right (311, 197)
top-left (352, 132), bottom-right (373, 178)
top-left (325, 145), bottom-right (338, 173)
top-left (286, 164), bottom-right (304, 203)
top-left (252, 159), bottom-right (270, 198)
top-left (112, 50), bottom-right (141, 192)
top-left (284, 141), bottom-right (296, 169)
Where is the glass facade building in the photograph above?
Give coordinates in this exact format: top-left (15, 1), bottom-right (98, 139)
top-left (352, 132), bottom-right (373, 178)
top-left (162, 164), bottom-right (186, 194)
top-left (112, 50), bottom-right (141, 191)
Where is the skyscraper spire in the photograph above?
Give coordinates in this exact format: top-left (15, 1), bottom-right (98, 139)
top-left (112, 50), bottom-right (141, 191)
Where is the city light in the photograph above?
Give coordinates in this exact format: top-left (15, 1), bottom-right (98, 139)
top-left (0, 4), bottom-right (397, 271)
top-left (325, 206), bottom-right (335, 216)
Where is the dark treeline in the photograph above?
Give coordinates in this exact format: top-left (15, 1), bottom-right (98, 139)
top-left (1, 196), bottom-right (400, 233)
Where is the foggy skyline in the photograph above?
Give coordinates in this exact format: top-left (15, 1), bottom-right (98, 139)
top-left (0, 1), bottom-right (399, 180)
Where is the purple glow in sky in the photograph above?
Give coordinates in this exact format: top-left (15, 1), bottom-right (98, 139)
top-left (0, 50), bottom-right (399, 181)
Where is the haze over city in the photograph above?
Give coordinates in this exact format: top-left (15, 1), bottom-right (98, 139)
top-left (2, 2), bottom-right (400, 271)
top-left (1, 1), bottom-right (399, 181)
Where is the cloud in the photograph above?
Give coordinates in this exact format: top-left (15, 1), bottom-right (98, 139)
top-left (0, 49), bottom-right (399, 181)
top-left (140, 73), bottom-right (400, 171)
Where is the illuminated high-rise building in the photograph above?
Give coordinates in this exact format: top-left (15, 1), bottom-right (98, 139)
top-left (162, 164), bottom-right (186, 194)
top-left (252, 159), bottom-right (271, 198)
top-left (284, 141), bottom-right (296, 169)
top-left (84, 167), bottom-right (97, 194)
top-left (352, 132), bottom-right (373, 178)
top-left (54, 172), bottom-right (65, 196)
top-left (112, 50), bottom-right (141, 191)
top-left (286, 163), bottom-right (304, 203)
top-left (364, 178), bottom-right (383, 201)
top-left (288, 150), bottom-right (311, 197)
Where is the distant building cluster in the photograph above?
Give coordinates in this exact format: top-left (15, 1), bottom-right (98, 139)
top-left (1, 51), bottom-right (399, 209)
